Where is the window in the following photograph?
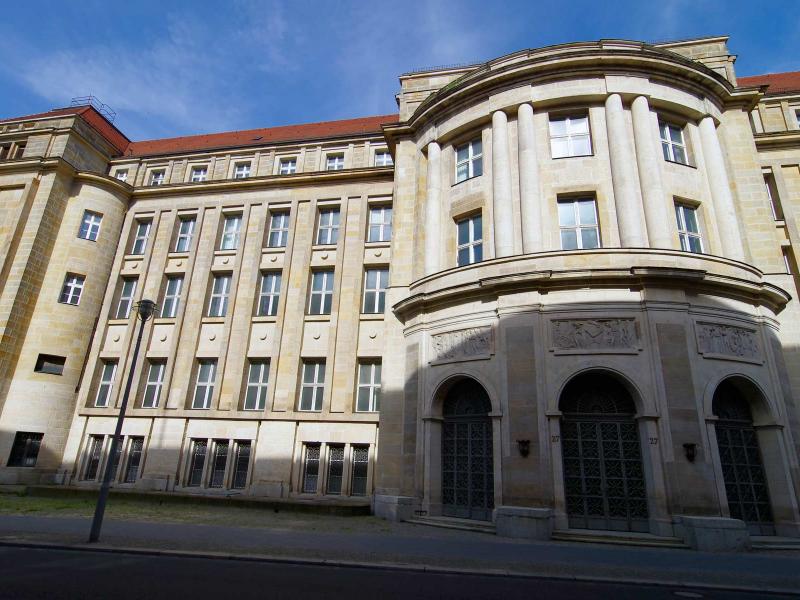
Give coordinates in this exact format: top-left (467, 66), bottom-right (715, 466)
top-left (299, 360), bottom-right (325, 411)
top-left (115, 277), bottom-right (138, 319)
top-left (374, 150), bottom-right (393, 167)
top-left (149, 170), bottom-right (165, 186)
top-left (191, 166), bottom-right (208, 182)
top-left (231, 441), bottom-right (251, 489)
top-left (308, 270), bottom-right (334, 315)
top-left (187, 439), bottom-right (208, 486)
top-left (267, 211), bottom-right (289, 248)
top-left (660, 123), bottom-right (688, 165)
top-left (244, 360), bottom-right (270, 411)
top-left (257, 272), bottom-right (281, 317)
top-left (316, 207), bottom-right (340, 245)
top-left (174, 217), bottom-right (195, 252)
top-left (367, 205), bottom-right (392, 242)
top-left (7, 432), bottom-right (43, 467)
top-left (124, 437), bottom-right (144, 483)
top-left (78, 210), bottom-right (103, 241)
top-left (161, 275), bottom-right (183, 318)
top-left (362, 268), bottom-right (388, 314)
top-left (279, 158), bottom-right (297, 175)
top-left (0, 144), bottom-right (10, 160)
top-left (192, 360), bottom-right (217, 409)
top-left (326, 445), bottom-right (345, 494)
top-left (796, 110), bottom-right (800, 129)
top-left (764, 173), bottom-right (784, 221)
top-left (456, 214), bottom-right (483, 266)
top-left (12, 142), bottom-right (26, 159)
top-left (783, 248), bottom-right (795, 275)
top-left (558, 199), bottom-right (600, 250)
top-left (131, 220), bottom-right (151, 255)
top-left (142, 361), bottom-right (166, 408)
top-left (220, 214), bottom-right (242, 250)
top-left (233, 162), bottom-right (251, 179)
top-left (455, 139), bottom-right (483, 183)
top-left (95, 360), bottom-right (118, 407)
top-left (83, 435), bottom-right (104, 480)
top-left (302, 443), bottom-right (321, 493)
top-left (115, 170), bottom-right (128, 182)
top-left (108, 439), bottom-right (123, 481)
top-left (208, 274), bottom-right (232, 317)
top-left (549, 114), bottom-right (591, 158)
top-left (675, 203), bottom-right (703, 253)
top-left (326, 154), bottom-right (344, 171)
top-left (209, 440), bottom-right (229, 488)
top-left (351, 446), bottom-right (369, 496)
top-left (34, 354), bottom-right (65, 376)
top-left (356, 362), bottom-right (381, 412)
top-left (59, 274), bottom-right (85, 305)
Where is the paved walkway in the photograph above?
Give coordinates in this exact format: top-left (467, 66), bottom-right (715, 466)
top-left (1, 515), bottom-right (799, 592)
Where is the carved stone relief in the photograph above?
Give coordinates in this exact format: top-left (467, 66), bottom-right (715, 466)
top-left (695, 322), bottom-right (761, 363)
top-left (430, 326), bottom-right (493, 364)
top-left (551, 318), bottom-right (639, 354)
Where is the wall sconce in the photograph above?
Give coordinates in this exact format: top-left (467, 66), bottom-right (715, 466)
top-left (683, 443), bottom-right (697, 463)
top-left (517, 439), bottom-right (530, 458)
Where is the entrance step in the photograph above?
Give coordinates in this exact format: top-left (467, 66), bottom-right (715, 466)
top-left (752, 535), bottom-right (800, 551)
top-left (407, 516), bottom-right (496, 535)
top-left (552, 529), bottom-right (688, 549)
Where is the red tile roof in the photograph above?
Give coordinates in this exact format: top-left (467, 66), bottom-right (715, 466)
top-left (0, 105), bottom-right (131, 154)
top-left (739, 71), bottom-right (800, 94)
top-left (124, 114), bottom-right (400, 157)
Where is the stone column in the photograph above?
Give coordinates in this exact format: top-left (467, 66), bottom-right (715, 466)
top-left (492, 110), bottom-right (514, 258)
top-left (698, 116), bottom-right (746, 262)
top-left (517, 103), bottom-right (542, 253)
top-left (605, 94), bottom-right (647, 247)
top-left (631, 96), bottom-right (672, 248)
top-left (424, 141), bottom-right (442, 275)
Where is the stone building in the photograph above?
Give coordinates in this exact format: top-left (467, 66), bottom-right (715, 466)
top-left (0, 36), bottom-right (799, 549)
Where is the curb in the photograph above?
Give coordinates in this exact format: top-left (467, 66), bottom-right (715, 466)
top-left (0, 539), bottom-right (797, 596)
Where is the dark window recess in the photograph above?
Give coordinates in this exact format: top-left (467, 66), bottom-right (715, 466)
top-left (108, 438), bottom-right (123, 481)
top-left (351, 446), bottom-right (369, 496)
top-left (34, 354), bottom-right (66, 375)
top-left (231, 442), bottom-right (251, 489)
top-left (302, 444), bottom-right (321, 493)
top-left (124, 437), bottom-right (144, 484)
top-left (209, 441), bottom-right (229, 488)
top-left (84, 436), bottom-right (103, 479)
top-left (326, 445), bottom-right (345, 494)
top-left (7, 432), bottom-right (43, 467)
top-left (187, 440), bottom-right (207, 486)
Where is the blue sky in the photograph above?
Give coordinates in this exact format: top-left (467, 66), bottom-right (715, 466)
top-left (1, 1), bottom-right (797, 141)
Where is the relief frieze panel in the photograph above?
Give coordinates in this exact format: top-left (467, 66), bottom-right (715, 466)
top-left (551, 318), bottom-right (639, 354)
top-left (430, 326), bottom-right (494, 364)
top-left (695, 321), bottom-right (762, 364)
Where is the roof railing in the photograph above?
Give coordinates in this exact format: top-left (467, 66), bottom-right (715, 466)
top-left (69, 96), bottom-right (117, 123)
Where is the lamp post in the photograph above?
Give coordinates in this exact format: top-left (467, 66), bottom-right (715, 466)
top-left (89, 299), bottom-right (157, 543)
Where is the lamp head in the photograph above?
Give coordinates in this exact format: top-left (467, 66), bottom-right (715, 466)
top-left (136, 299), bottom-right (157, 322)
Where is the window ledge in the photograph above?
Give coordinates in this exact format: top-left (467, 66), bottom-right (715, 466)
top-left (451, 174), bottom-right (482, 187)
top-left (123, 254), bottom-right (145, 261)
top-left (360, 313), bottom-right (385, 321)
top-left (167, 252), bottom-right (190, 259)
top-left (201, 317), bottom-right (226, 324)
top-left (775, 220), bottom-right (786, 227)
top-left (312, 244), bottom-right (337, 251)
top-left (262, 246), bottom-right (287, 254)
top-left (304, 314), bottom-right (331, 322)
top-left (153, 317), bottom-right (176, 325)
top-left (663, 158), bottom-right (696, 169)
top-left (214, 249), bottom-right (237, 256)
top-left (551, 152), bottom-right (594, 160)
top-left (107, 318), bottom-right (129, 325)
top-left (252, 316), bottom-right (278, 323)
top-left (364, 241), bottom-right (391, 249)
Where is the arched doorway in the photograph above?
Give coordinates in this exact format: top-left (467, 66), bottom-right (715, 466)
top-left (441, 379), bottom-right (494, 521)
top-left (712, 380), bottom-right (775, 535)
top-left (560, 372), bottom-right (649, 532)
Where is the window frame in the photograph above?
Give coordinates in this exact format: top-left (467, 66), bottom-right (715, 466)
top-left (114, 169), bottom-right (128, 182)
top-left (557, 198), bottom-right (601, 250)
top-left (299, 360), bottom-right (326, 412)
top-left (356, 361), bottom-right (381, 413)
top-left (208, 273), bottom-right (232, 317)
top-left (315, 207), bottom-right (340, 246)
top-left (115, 277), bottom-right (138, 319)
top-left (186, 438), bottom-right (208, 486)
top-left (231, 441), bottom-right (251, 489)
top-left (362, 268), bottom-right (388, 314)
top-left (142, 360), bottom-right (166, 408)
top-left (123, 437), bottom-right (144, 484)
top-left (174, 216), bottom-right (196, 253)
top-left (308, 270), bottom-right (334, 315)
top-left (59, 273), bottom-right (85, 306)
top-left (83, 435), bottom-right (104, 480)
top-left (192, 360), bottom-right (217, 410)
top-left (302, 443), bottom-right (321, 493)
top-left (267, 211), bottom-right (290, 248)
top-left (454, 138), bottom-right (483, 183)
top-left (95, 360), bottom-right (118, 407)
top-left (325, 153), bottom-right (345, 171)
top-left (367, 204), bottom-right (392, 243)
top-left (149, 169), bottom-right (165, 186)
top-left (233, 162), bottom-right (251, 179)
top-left (161, 275), bottom-right (183, 318)
top-left (374, 149), bottom-right (393, 167)
top-left (257, 271), bottom-right (282, 317)
top-left (244, 359), bottom-right (270, 411)
top-left (455, 214), bottom-right (483, 266)
top-left (278, 158), bottom-right (297, 175)
top-left (675, 202), bottom-right (704, 254)
top-left (190, 166), bottom-right (208, 182)
top-left (7, 432), bottom-right (44, 468)
top-left (350, 445), bottom-right (370, 496)
top-left (78, 210), bottom-right (103, 242)
top-left (660, 122), bottom-right (689, 165)
top-left (548, 113), bottom-right (592, 159)
top-left (131, 220), bottom-right (152, 255)
top-left (220, 214), bottom-right (242, 250)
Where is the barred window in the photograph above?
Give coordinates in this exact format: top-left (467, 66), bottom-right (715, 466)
top-left (187, 439), bottom-right (208, 486)
top-left (83, 435), bottom-right (104, 480)
top-left (209, 440), bottom-right (229, 488)
top-left (124, 437), bottom-right (144, 484)
top-left (231, 441), bottom-right (251, 489)
top-left (351, 445), bottom-right (369, 496)
top-left (326, 445), bottom-right (345, 494)
top-left (302, 443), bottom-right (321, 493)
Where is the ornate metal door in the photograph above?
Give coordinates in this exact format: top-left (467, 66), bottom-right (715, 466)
top-left (560, 375), bottom-right (649, 532)
top-left (441, 380), bottom-right (494, 521)
top-left (714, 385), bottom-right (774, 536)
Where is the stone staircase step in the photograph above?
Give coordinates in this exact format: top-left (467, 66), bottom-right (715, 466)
top-left (751, 536), bottom-right (800, 550)
top-left (407, 516), bottom-right (496, 534)
top-left (552, 529), bottom-right (688, 549)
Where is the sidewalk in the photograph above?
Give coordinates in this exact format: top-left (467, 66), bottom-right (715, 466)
top-left (1, 514), bottom-right (799, 594)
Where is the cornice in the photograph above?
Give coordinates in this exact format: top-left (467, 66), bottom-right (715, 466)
top-left (753, 130), bottom-right (800, 151)
top-left (0, 156), bottom-right (73, 176)
top-left (131, 166), bottom-right (394, 198)
top-left (74, 171), bottom-right (133, 196)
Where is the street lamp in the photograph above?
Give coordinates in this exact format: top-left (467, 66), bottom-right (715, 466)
top-left (88, 299), bottom-right (157, 543)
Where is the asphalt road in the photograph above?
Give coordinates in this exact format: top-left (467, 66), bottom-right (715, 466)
top-left (0, 547), bottom-right (791, 600)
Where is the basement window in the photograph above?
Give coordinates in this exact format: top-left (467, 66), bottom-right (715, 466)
top-left (34, 354), bottom-right (66, 376)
